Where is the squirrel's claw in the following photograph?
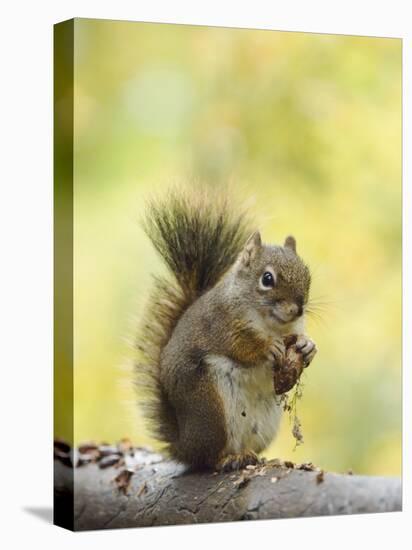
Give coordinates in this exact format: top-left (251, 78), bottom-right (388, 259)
top-left (296, 336), bottom-right (317, 367)
top-left (215, 451), bottom-right (261, 472)
top-left (267, 339), bottom-right (286, 367)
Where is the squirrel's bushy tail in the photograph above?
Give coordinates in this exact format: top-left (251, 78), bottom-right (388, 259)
top-left (135, 189), bottom-right (252, 448)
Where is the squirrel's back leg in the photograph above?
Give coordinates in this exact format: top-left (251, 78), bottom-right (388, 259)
top-left (165, 363), bottom-right (263, 472)
top-left (169, 368), bottom-right (228, 470)
top-left (163, 349), bottom-right (271, 471)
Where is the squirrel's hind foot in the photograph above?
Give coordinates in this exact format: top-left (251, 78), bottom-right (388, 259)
top-left (215, 451), bottom-right (261, 472)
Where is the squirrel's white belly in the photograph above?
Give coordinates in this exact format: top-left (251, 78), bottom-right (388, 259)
top-left (208, 355), bottom-right (282, 455)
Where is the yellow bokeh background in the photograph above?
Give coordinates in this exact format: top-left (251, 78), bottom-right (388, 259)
top-left (66, 19), bottom-right (401, 475)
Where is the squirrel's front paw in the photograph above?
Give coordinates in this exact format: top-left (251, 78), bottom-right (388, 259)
top-left (296, 336), bottom-right (317, 367)
top-left (266, 339), bottom-right (286, 367)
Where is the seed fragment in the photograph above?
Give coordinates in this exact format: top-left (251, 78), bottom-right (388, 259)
top-left (99, 454), bottom-right (122, 469)
top-left (99, 445), bottom-right (122, 458)
top-left (316, 470), bottom-right (325, 484)
top-left (114, 469), bottom-right (134, 494)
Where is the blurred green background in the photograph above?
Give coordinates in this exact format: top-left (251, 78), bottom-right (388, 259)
top-left (66, 19), bottom-right (401, 475)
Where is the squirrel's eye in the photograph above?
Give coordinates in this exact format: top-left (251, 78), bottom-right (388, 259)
top-left (261, 271), bottom-right (275, 288)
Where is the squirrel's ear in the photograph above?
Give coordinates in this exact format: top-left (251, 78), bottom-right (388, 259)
top-left (284, 235), bottom-right (297, 254)
top-left (241, 231), bottom-right (262, 267)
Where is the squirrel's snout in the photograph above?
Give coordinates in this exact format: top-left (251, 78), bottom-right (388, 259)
top-left (285, 303), bottom-right (299, 318)
top-left (273, 300), bottom-right (303, 323)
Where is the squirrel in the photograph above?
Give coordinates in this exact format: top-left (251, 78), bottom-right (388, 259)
top-left (135, 190), bottom-right (317, 472)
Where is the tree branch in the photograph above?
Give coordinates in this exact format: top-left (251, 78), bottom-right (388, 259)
top-left (54, 444), bottom-right (401, 531)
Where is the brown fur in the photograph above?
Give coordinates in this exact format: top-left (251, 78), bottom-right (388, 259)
top-left (229, 319), bottom-right (270, 366)
top-left (169, 365), bottom-right (228, 469)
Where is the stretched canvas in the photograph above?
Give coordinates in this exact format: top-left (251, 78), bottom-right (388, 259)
top-left (54, 18), bottom-right (402, 531)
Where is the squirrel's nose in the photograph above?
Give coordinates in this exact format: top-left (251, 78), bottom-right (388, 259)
top-left (286, 303), bottom-right (299, 317)
top-left (285, 302), bottom-right (303, 318)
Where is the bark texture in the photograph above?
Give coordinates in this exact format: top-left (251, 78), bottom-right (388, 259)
top-left (54, 447), bottom-right (402, 531)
